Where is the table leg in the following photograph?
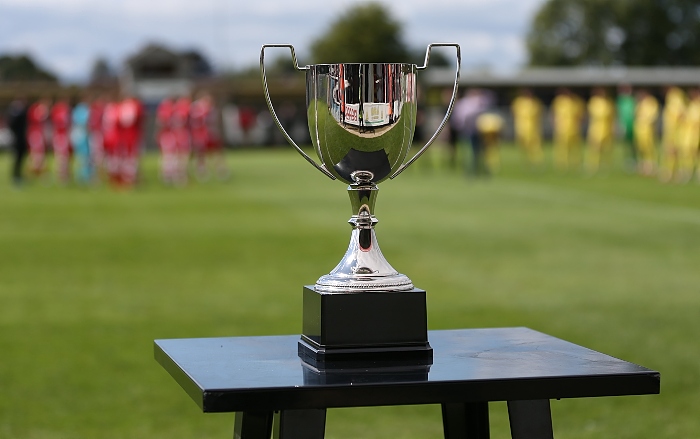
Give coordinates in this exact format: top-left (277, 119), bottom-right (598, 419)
top-left (273, 409), bottom-right (327, 439)
top-left (234, 411), bottom-right (274, 439)
top-left (507, 400), bottom-right (554, 439)
top-left (441, 402), bottom-right (490, 439)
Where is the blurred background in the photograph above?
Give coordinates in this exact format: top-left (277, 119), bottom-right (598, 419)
top-left (1, 1), bottom-right (700, 438)
top-left (2, 0), bottom-right (700, 167)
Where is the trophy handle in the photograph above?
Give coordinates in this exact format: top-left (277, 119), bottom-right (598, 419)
top-left (390, 43), bottom-right (461, 179)
top-left (260, 44), bottom-right (336, 180)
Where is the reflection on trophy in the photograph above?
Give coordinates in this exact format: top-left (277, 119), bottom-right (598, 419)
top-left (261, 43), bottom-right (460, 365)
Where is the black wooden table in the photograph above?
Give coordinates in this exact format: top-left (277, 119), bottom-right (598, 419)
top-left (154, 327), bottom-right (659, 439)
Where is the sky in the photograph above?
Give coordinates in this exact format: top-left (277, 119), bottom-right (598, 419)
top-left (0, 0), bottom-right (546, 83)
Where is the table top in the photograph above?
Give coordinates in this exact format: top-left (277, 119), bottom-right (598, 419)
top-left (154, 327), bottom-right (659, 413)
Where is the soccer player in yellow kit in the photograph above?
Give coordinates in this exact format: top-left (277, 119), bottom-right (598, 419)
top-left (511, 88), bottom-right (543, 166)
top-left (552, 88), bottom-right (584, 170)
top-left (585, 87), bottom-right (615, 173)
top-left (634, 89), bottom-right (659, 176)
top-left (658, 86), bottom-right (686, 182)
top-left (677, 87), bottom-right (700, 183)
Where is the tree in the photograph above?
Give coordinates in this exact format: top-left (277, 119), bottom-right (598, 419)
top-left (310, 3), bottom-right (411, 64)
top-left (527, 0), bottom-right (700, 66)
top-left (617, 0), bottom-right (700, 65)
top-left (0, 54), bottom-right (57, 82)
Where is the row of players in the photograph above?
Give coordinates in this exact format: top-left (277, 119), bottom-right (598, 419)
top-left (155, 92), bottom-right (227, 185)
top-left (511, 86), bottom-right (700, 182)
top-left (21, 91), bottom-right (224, 187)
top-left (25, 93), bottom-right (144, 187)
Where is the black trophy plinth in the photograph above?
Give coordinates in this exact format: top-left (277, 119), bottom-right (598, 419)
top-left (298, 285), bottom-right (432, 366)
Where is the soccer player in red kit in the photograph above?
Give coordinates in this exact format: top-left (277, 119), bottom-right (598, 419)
top-left (171, 95), bottom-right (192, 183)
top-left (190, 92), bottom-right (228, 180)
top-left (190, 91), bottom-right (227, 180)
top-left (118, 94), bottom-right (144, 187)
top-left (190, 92), bottom-right (210, 178)
top-left (101, 96), bottom-right (122, 186)
top-left (50, 98), bottom-right (72, 183)
top-left (27, 98), bottom-right (50, 176)
top-left (155, 97), bottom-right (180, 184)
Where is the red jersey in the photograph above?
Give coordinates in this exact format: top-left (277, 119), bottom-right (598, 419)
top-left (239, 107), bottom-right (256, 133)
top-left (27, 101), bottom-right (50, 173)
top-left (119, 97), bottom-right (144, 156)
top-left (102, 102), bottom-right (121, 152)
top-left (27, 101), bottom-right (49, 150)
top-left (171, 97), bottom-right (191, 129)
top-left (156, 99), bottom-right (176, 154)
top-left (51, 101), bottom-right (71, 133)
top-left (119, 97), bottom-right (144, 130)
top-left (28, 102), bottom-right (49, 126)
top-left (190, 98), bottom-right (212, 129)
top-left (156, 98), bottom-right (174, 129)
top-left (190, 97), bottom-right (212, 149)
top-left (171, 97), bottom-right (191, 154)
top-left (50, 101), bottom-right (71, 157)
top-left (191, 97), bottom-right (222, 151)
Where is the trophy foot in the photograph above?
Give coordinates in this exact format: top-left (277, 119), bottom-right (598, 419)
top-left (315, 272), bottom-right (414, 293)
top-left (314, 179), bottom-right (414, 293)
top-left (313, 219), bottom-right (414, 293)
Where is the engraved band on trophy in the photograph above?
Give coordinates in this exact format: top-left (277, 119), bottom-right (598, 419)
top-left (261, 43), bottom-right (460, 364)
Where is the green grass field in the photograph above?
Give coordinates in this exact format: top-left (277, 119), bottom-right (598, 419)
top-left (1, 144), bottom-right (699, 439)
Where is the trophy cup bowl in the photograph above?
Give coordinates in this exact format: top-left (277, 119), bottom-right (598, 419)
top-left (261, 43), bottom-right (460, 363)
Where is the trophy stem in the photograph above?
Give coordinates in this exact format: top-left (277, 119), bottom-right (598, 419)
top-left (315, 177), bottom-right (413, 293)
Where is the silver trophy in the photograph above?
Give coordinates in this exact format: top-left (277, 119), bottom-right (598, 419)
top-left (262, 43), bottom-right (460, 363)
top-left (261, 43), bottom-right (460, 294)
